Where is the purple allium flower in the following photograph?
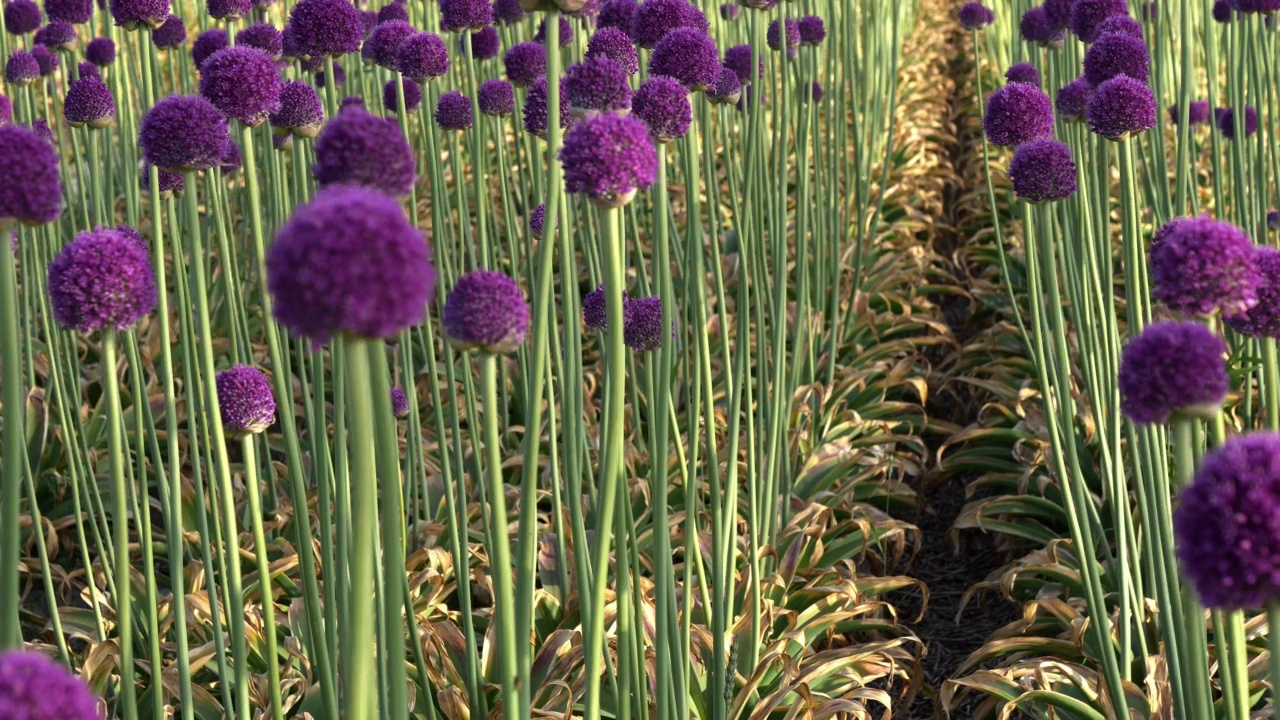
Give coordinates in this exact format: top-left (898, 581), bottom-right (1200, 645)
top-left (582, 282), bottom-right (608, 328)
top-left (4, 0), bottom-right (42, 34)
top-left (383, 76), bottom-right (421, 111)
top-left (565, 56), bottom-right (631, 117)
top-left (798, 14), bottom-right (824, 44)
top-left (766, 17), bottom-right (799, 54)
top-left (529, 201), bottom-right (553, 237)
top-left (28, 119), bottom-right (53, 145)
top-left (1070, 0), bottom-right (1127, 41)
top-left (1218, 105), bottom-right (1257, 139)
top-left (631, 0), bottom-right (705, 49)
top-left (434, 90), bottom-right (472, 129)
top-left (1269, 210), bottom-right (1280, 231)
top-left (802, 80), bottom-right (823, 103)
top-left (359, 10), bottom-right (378, 37)
top-left (1083, 31), bottom-right (1150, 85)
top-left (722, 43), bottom-right (762, 84)
top-left (586, 27), bottom-right (638, 74)
top-left (48, 226), bottom-right (157, 332)
top-left (139, 94), bottom-right (229, 171)
top-left (44, 0), bottom-right (90, 24)
top-left (462, 24), bottom-right (499, 59)
top-left (1119, 320), bottom-right (1227, 425)
top-left (378, 1), bottom-right (408, 22)
top-left (268, 186), bottom-right (435, 345)
top-left (597, 0), bottom-right (634, 31)
top-left (63, 76), bottom-right (115, 127)
top-left (109, 0), bottom-right (167, 28)
top-left (398, 32), bottom-right (449, 81)
top-left (534, 15), bottom-right (572, 45)
top-left (218, 138), bottom-right (242, 172)
top-left (390, 386), bottom-right (409, 416)
top-left (1236, 0), bottom-right (1280, 12)
top-left (632, 74), bottom-right (689, 142)
top-left (523, 74), bottom-right (570, 137)
top-left (719, 2), bottom-right (737, 20)
top-left (706, 64), bottom-right (741, 104)
top-left (1151, 216), bottom-right (1259, 317)
top-left (1212, 0), bottom-right (1232, 21)
top-left (0, 94), bottom-right (10, 125)
top-left (1226, 247), bottom-right (1280, 338)
top-left (0, 125), bottom-right (61, 224)
top-left (1008, 138), bottom-right (1076, 203)
top-left (1168, 99), bottom-right (1211, 126)
top-left (237, 23), bottom-right (283, 59)
top-left (1087, 75), bottom-right (1156, 140)
top-left (287, 0), bottom-right (364, 58)
top-left (478, 77), bottom-right (514, 115)
top-left (364, 19), bottom-right (413, 69)
top-left (313, 106), bottom-right (414, 195)
top-left (492, 0), bottom-right (525, 25)
top-left (623, 295), bottom-right (663, 351)
top-left (959, 1), bottom-right (994, 29)
top-left (1056, 76), bottom-right (1091, 122)
top-left (140, 163), bottom-right (184, 194)
top-left (151, 14), bottom-right (184, 47)
top-left (200, 47), bottom-right (282, 126)
top-left (1045, 0), bottom-right (1072, 27)
top-left (1096, 13), bottom-right (1142, 38)
top-left (1020, 6), bottom-right (1066, 46)
top-left (503, 40), bottom-right (544, 87)
top-left (440, 0), bottom-right (491, 32)
top-left (0, 651), bottom-right (102, 720)
top-left (85, 37), bottom-right (116, 66)
top-left (31, 44), bottom-right (58, 73)
top-left (207, 0), bottom-right (249, 20)
top-left (339, 94), bottom-right (363, 112)
top-left (560, 112), bottom-right (656, 207)
top-left (270, 79), bottom-right (324, 137)
top-left (215, 365), bottom-right (276, 435)
top-left (191, 28), bottom-right (226, 67)
top-left (442, 270), bottom-right (529, 353)
top-left (36, 20), bottom-right (76, 50)
top-left (5, 50), bottom-right (40, 84)
top-left (312, 58), bottom-right (345, 86)
top-left (76, 60), bottom-right (97, 77)
top-left (1174, 432), bottom-right (1280, 610)
top-left (1005, 62), bottom-right (1039, 85)
top-left (649, 28), bottom-right (718, 90)
top-left (983, 82), bottom-right (1053, 146)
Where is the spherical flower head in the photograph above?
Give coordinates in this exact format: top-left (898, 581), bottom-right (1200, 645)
top-left (1226, 248), bottom-right (1280, 338)
top-left (4, 0), bottom-right (42, 34)
top-left (632, 75), bottom-right (689, 141)
top-left (215, 365), bottom-right (276, 435)
top-left (398, 32), bottom-right (449, 82)
top-left (560, 113), bottom-right (656, 207)
top-left (767, 17), bottom-right (799, 53)
top-left (586, 27), bottom-right (638, 74)
top-left (85, 37), bottom-right (116, 67)
top-left (1269, 210), bottom-right (1280, 231)
top-left (312, 107), bottom-right (415, 196)
top-left (442, 270), bottom-right (529, 353)
top-left (29, 119), bottom-right (53, 146)
top-left (1218, 105), bottom-right (1257, 139)
top-left (1087, 75), bottom-right (1155, 140)
top-left (390, 386), bottom-right (410, 416)
top-left (1020, 7), bottom-right (1065, 46)
top-left (151, 14), bottom-right (185, 47)
top-left (377, 1), bottom-right (408, 22)
top-left (434, 90), bottom-right (472, 130)
top-left (287, 0), bottom-right (364, 58)
top-left (383, 76), bottom-right (422, 111)
top-left (31, 44), bottom-right (58, 74)
top-left (529, 202), bottom-right (553, 237)
top-left (64, 77), bottom-right (115, 128)
top-left (139, 94), bottom-right (229, 171)
top-left (723, 44), bottom-right (761, 84)
top-left (191, 28), bottom-right (226, 68)
top-left (565, 56), bottom-right (631, 117)
top-left (1055, 76), bottom-right (1091, 122)
top-left (200, 47), bottom-right (282, 126)
top-left (364, 19), bottom-right (413, 69)
top-left (270, 80), bottom-right (324, 137)
top-left (0, 125), bottom-right (61, 224)
top-left (803, 80), bottom-right (822, 101)
top-left (582, 283), bottom-right (609, 328)
top-left (48, 227), bottom-right (157, 332)
top-left (1070, 0), bottom-right (1127, 42)
top-left (237, 23), bottom-right (283, 59)
top-left (797, 14), bottom-right (824, 45)
top-left (534, 15), bottom-right (572, 45)
top-left (1095, 13), bottom-right (1142, 38)
top-left (983, 82), bottom-right (1053, 147)
top-left (958, 1), bottom-right (994, 29)
top-left (1235, 0), bottom-right (1280, 12)
top-left (268, 186), bottom-right (435, 345)
top-left (631, 0), bottom-right (705, 49)
top-left (440, 0), bottom-right (491, 32)
top-left (649, 28), bottom-right (718, 91)
top-left (218, 138), bottom-right (242, 172)
top-left (76, 60), bottom-right (97, 78)
top-left (1212, 0), bottom-right (1232, 21)
top-left (1083, 31), bottom-right (1150, 85)
top-left (597, 0), bottom-right (635, 32)
top-left (339, 94), bottom-right (363, 112)
top-left (1008, 139), bottom-right (1076, 203)
top-left (0, 651), bottom-right (102, 720)
top-left (623, 296), bottom-right (663, 351)
top-left (706, 64), bottom-right (741, 104)
top-left (1150, 216), bottom-right (1259, 317)
top-left (1005, 62), bottom-right (1039, 85)
top-left (523, 74), bottom-right (570, 137)
top-left (719, 2), bottom-right (738, 20)
top-left (109, 0), bottom-right (168, 29)
top-left (1044, 0), bottom-right (1072, 27)
top-left (1118, 320), bottom-right (1226, 425)
top-left (462, 25), bottom-right (499, 60)
top-left (503, 41), bottom-right (544, 86)
top-left (1169, 99), bottom-right (1211, 126)
top-left (492, 0), bottom-right (525, 25)
top-left (37, 20), bottom-right (76, 51)
top-left (207, 0), bottom-right (250, 20)
top-left (5, 51), bottom-right (40, 85)
top-left (0, 94), bottom-right (10, 125)
top-left (478, 77), bottom-right (514, 115)
top-left (140, 163), bottom-right (184, 194)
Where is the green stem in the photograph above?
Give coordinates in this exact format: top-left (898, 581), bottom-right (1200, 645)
top-left (0, 219), bottom-right (24, 649)
top-left (341, 336), bottom-right (379, 720)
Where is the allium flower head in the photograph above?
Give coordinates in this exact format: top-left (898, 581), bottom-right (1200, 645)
top-left (442, 270), bottom-right (529, 353)
top-left (798, 14), bottom-right (824, 44)
top-left (377, 1), bottom-right (408, 22)
top-left (215, 365), bottom-right (276, 435)
top-left (237, 23), bottom-right (283, 59)
top-left (529, 202), bottom-right (553, 237)
top-left (390, 387), bottom-right (410, 416)
top-left (191, 28), bottom-right (226, 67)
top-left (1008, 139), bottom-right (1076, 203)
top-left (287, 0), bottom-right (364, 58)
top-left (1020, 6), bottom-right (1065, 46)
top-left (76, 60), bottom-right (97, 77)
top-left (364, 19), bottom-right (413, 68)
top-left (1096, 13), bottom-right (1142, 38)
top-left (339, 94), bottom-right (363, 111)
top-left (36, 20), bottom-right (76, 51)
top-left (139, 95), bottom-right (229, 171)
top-left (958, 1), bottom-right (994, 29)
top-left (218, 138), bottom-right (242, 172)
top-left (597, 0), bottom-right (635, 31)
top-left (1269, 211), bottom-right (1280, 231)
top-left (1056, 76), bottom-right (1091, 122)
top-left (462, 25), bottom-right (499, 59)
top-left (85, 37), bottom-right (116, 65)
top-left (1070, 0), bottom-right (1127, 41)
top-left (199, 46), bottom-right (282, 126)
top-left (29, 119), bottom-right (53, 145)
top-left (523, 74), bottom-right (570, 137)
top-left (631, 0), bottom-right (705, 49)
top-left (492, 0), bottom-right (525, 24)
top-left (268, 185), bottom-right (436, 344)
top-left (1235, 0), bottom-right (1280, 12)
top-left (983, 82), bottom-right (1053, 146)
top-left (1226, 247), bottom-right (1280, 338)
top-left (582, 283), bottom-right (610, 328)
top-left (719, 2), bottom-right (738, 20)
top-left (534, 16), bottom-right (572, 46)
top-left (1087, 75), bottom-right (1156, 140)
top-left (1169, 99), bottom-right (1211, 126)
top-left (271, 81), bottom-right (324, 137)
top-left (1150, 216), bottom-right (1259, 317)
top-left (766, 17), bottom-right (799, 54)
top-left (398, 32), bottom-right (449, 81)
top-left (384, 76), bottom-right (422, 110)
top-left (1005, 62), bottom-right (1039, 85)
top-left (723, 44), bottom-right (762, 84)
top-left (0, 125), bottom-right (61, 224)
top-left (48, 226), bottom-right (157, 332)
top-left (31, 44), bottom-right (58, 74)
top-left (151, 14), bottom-right (184, 47)
top-left (207, 0), bottom-right (250, 20)
top-left (560, 112), bottom-right (656, 207)
top-left (140, 163), bottom-right (184, 194)
top-left (586, 26), bottom-right (638, 74)
top-left (1212, 0), bottom-right (1232, 21)
top-left (1044, 0), bottom-right (1072, 27)
top-left (4, 0), bottom-right (42, 34)
top-left (1119, 321), bottom-right (1227, 424)
top-left (5, 51), bottom-right (40, 85)
top-left (1083, 31), bottom-right (1150, 84)
top-left (1217, 105), bottom-right (1257, 139)
top-left (0, 95), bottom-right (10, 125)
top-left (649, 28), bottom-right (718, 90)
top-left (313, 106), bottom-right (415, 196)
top-left (623, 296), bottom-right (663, 351)
top-left (64, 76), bottom-right (115, 127)
top-left (109, 0), bottom-right (168, 28)
top-left (706, 64), bottom-right (741, 104)
top-left (565, 56), bottom-right (631, 117)
top-left (503, 41), bottom-right (544, 86)
top-left (478, 77), bottom-right (514, 115)
top-left (1174, 433), bottom-right (1280, 610)
top-left (440, 0), bottom-right (491, 32)
top-left (0, 650), bottom-right (102, 720)
top-left (434, 90), bottom-right (472, 129)
top-left (632, 74), bottom-right (689, 141)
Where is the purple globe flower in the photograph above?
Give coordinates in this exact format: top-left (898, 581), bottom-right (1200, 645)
top-left (649, 28), bottom-right (718, 91)
top-left (623, 295), bottom-right (663, 351)
top-left (378, 1), bottom-right (408, 22)
top-left (565, 56), bottom-right (631, 117)
top-left (478, 77), bottom-right (514, 115)
top-left (560, 112), bottom-right (656, 207)
top-left (85, 37), bottom-right (116, 66)
top-left (723, 44), bottom-right (762, 85)
top-left (287, 0), bottom-right (364, 58)
top-left (798, 15), bottom-right (825, 45)
top-left (218, 138), bottom-right (242, 172)
top-left (1087, 75), bottom-right (1156, 140)
top-left (1056, 76), bottom-right (1092, 122)
top-left (766, 17), bottom-right (799, 55)
top-left (1169, 99), bottom-right (1211, 126)
top-left (529, 202), bottom-right (553, 238)
top-left (1008, 139), bottom-right (1076, 203)
top-left (29, 119), bottom-right (53, 145)
top-left (1083, 32), bottom-right (1150, 85)
top-left (313, 106), bottom-right (415, 196)
top-left (1096, 13), bottom-right (1143, 38)
top-left (384, 76), bottom-right (422, 111)
top-left (200, 46), bottom-right (282, 126)
top-left (270, 80), bottom-right (324, 137)
top-left (434, 90), bottom-right (472, 130)
top-left (237, 23), bottom-right (283, 59)
top-left (207, 0), bottom-right (250, 19)
top-left (1269, 210), bottom-right (1280, 231)
top-left (215, 365), bottom-right (276, 435)
top-left (0, 125), bottom-right (61, 224)
top-left (503, 41), bottom-right (544, 87)
top-left (719, 2), bottom-right (738, 20)
top-left (1212, 0), bottom-right (1232, 21)
top-left (4, 0), bottom-right (42, 34)
top-left (76, 60), bottom-right (97, 77)
top-left (582, 282), bottom-right (609, 328)
top-left (1218, 105), bottom-right (1257, 139)
top-left (597, 0), bottom-right (634, 32)
top-left (0, 94), bottom-right (10, 124)
top-left (523, 74), bottom-right (570, 137)
top-left (140, 163), bottom-right (184, 194)
top-left (36, 20), bottom-right (76, 50)
top-left (398, 32), bottom-right (450, 81)
top-left (139, 94), bottom-right (229, 171)
top-left (390, 386), bottom-right (410, 416)
top-left (0, 651), bottom-right (102, 720)
top-left (1150, 216), bottom-right (1259, 317)
top-left (1235, 0), bottom-right (1280, 12)
top-left (5, 50), bottom-right (40, 85)
top-left (706, 64), bottom-right (741, 104)
top-left (959, 1), bottom-right (994, 29)
top-left (440, 0), bottom-right (491, 32)
top-left (109, 0), bottom-right (167, 28)
top-left (1020, 6), bottom-right (1066, 46)
top-left (1005, 62), bottom-right (1039, 85)
top-left (631, 0), bottom-right (705, 49)
top-left (1119, 321), bottom-right (1227, 425)
top-left (492, 0), bottom-right (525, 25)
top-left (1045, 0), bottom-right (1072, 27)
top-left (191, 28), bottom-right (227, 67)
top-left (63, 76), bottom-right (115, 127)
top-left (337, 95), bottom-right (363, 113)
top-left (632, 75), bottom-right (689, 142)
top-left (461, 25), bottom-right (499, 60)
top-left (586, 27), bottom-right (638, 74)
top-left (534, 15), bottom-right (572, 46)
top-left (1174, 433), bottom-right (1280, 610)
top-left (1226, 247), bottom-right (1280, 338)
top-left (364, 19), bottom-right (413, 69)
top-left (151, 14), bottom-right (184, 47)
top-left (31, 44), bottom-right (58, 74)
top-left (1070, 0), bottom-right (1127, 42)
top-left (984, 82), bottom-right (1053, 146)
top-left (48, 226), bottom-right (157, 332)
top-left (442, 270), bottom-right (529, 353)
